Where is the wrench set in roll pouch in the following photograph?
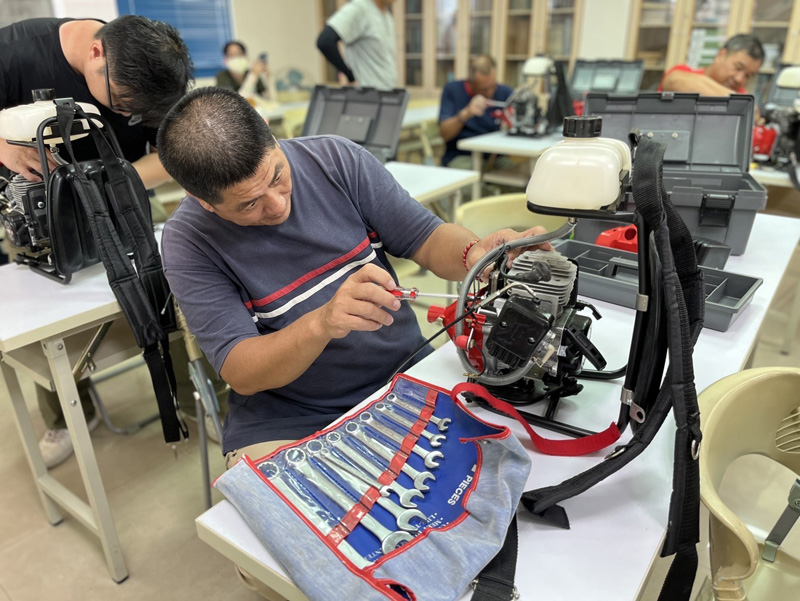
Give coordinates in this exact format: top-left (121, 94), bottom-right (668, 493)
top-left (215, 374), bottom-right (531, 601)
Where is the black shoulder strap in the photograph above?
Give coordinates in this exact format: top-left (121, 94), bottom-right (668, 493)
top-left (54, 100), bottom-right (187, 444)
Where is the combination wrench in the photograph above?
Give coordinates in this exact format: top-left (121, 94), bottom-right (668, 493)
top-left (285, 448), bottom-right (413, 554)
top-left (260, 460), bottom-right (371, 569)
top-left (324, 432), bottom-right (424, 506)
top-left (374, 402), bottom-right (446, 447)
top-left (343, 422), bottom-right (436, 490)
top-left (387, 393), bottom-right (451, 432)
top-left (359, 412), bottom-right (444, 468)
top-left (306, 443), bottom-right (427, 531)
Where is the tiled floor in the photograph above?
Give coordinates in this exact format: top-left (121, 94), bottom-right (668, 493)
top-left (1, 200), bottom-right (799, 600)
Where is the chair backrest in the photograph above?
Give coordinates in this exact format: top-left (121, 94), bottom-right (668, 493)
top-left (699, 367), bottom-right (800, 600)
top-left (455, 193), bottom-right (567, 238)
top-left (279, 107), bottom-right (308, 140)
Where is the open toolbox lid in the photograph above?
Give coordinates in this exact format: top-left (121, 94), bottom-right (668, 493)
top-left (584, 92), bottom-right (755, 173)
top-left (301, 85), bottom-right (409, 163)
top-left (570, 60), bottom-right (644, 99)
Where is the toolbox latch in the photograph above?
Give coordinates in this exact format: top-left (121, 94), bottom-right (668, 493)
top-left (700, 193), bottom-right (735, 227)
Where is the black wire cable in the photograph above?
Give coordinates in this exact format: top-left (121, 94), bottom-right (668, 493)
top-left (385, 299), bottom-right (482, 384)
top-left (577, 363), bottom-right (628, 381)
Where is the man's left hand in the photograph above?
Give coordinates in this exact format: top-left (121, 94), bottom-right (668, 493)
top-left (467, 226), bottom-right (555, 272)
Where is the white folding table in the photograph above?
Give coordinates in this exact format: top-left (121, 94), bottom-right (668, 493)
top-left (194, 213), bottom-right (800, 601)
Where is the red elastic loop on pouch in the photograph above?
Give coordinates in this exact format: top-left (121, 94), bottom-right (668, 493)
top-left (325, 488), bottom-right (382, 546)
top-left (379, 387), bottom-right (437, 481)
top-left (451, 382), bottom-right (620, 456)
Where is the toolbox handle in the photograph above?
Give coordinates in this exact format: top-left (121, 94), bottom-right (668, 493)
top-left (608, 256), bottom-right (639, 281)
top-left (699, 193), bottom-right (734, 227)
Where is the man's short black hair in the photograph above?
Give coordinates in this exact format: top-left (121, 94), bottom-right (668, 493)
top-left (157, 87), bottom-right (276, 205)
top-left (97, 15), bottom-right (193, 126)
top-left (723, 34), bottom-right (765, 62)
top-left (223, 40), bottom-right (247, 56)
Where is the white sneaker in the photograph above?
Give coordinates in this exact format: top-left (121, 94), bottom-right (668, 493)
top-left (39, 414), bottom-right (101, 468)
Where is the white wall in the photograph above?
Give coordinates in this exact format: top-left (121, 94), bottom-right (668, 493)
top-left (231, 0), bottom-right (323, 87)
top-left (49, 0), bottom-right (323, 85)
top-left (51, 0), bottom-right (118, 20)
top-left (578, 0), bottom-right (633, 60)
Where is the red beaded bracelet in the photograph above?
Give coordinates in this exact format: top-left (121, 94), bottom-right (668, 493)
top-left (462, 239), bottom-right (479, 271)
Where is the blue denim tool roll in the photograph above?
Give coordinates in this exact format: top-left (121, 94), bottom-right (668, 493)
top-left (215, 374), bottom-right (531, 601)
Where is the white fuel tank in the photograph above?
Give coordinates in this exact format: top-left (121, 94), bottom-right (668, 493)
top-left (527, 116), bottom-right (630, 212)
top-left (0, 91), bottom-right (101, 145)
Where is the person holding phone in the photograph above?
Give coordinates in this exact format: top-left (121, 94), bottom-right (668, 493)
top-left (216, 40), bottom-right (275, 101)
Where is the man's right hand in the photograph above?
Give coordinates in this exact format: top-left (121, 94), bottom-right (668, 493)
top-left (464, 94), bottom-right (489, 119)
top-left (317, 264), bottom-right (401, 339)
top-left (0, 137), bottom-right (58, 182)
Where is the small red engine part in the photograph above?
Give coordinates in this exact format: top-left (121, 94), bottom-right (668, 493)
top-left (595, 224), bottom-right (638, 252)
top-left (752, 124), bottom-right (778, 157)
top-left (428, 300), bottom-right (487, 372)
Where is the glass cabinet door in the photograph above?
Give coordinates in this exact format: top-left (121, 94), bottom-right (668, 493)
top-left (545, 0), bottom-right (576, 62)
top-left (686, 0), bottom-right (732, 68)
top-left (632, 0), bottom-right (678, 90)
top-left (436, 0), bottom-right (458, 86)
top-left (750, 0), bottom-right (794, 70)
top-left (470, 0), bottom-right (494, 58)
top-left (505, 0), bottom-right (533, 87)
top-left (404, 0), bottom-right (424, 87)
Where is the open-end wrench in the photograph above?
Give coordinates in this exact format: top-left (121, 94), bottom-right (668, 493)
top-left (374, 402), bottom-right (446, 448)
top-left (387, 393), bottom-right (451, 432)
top-left (260, 460), bottom-right (371, 569)
top-left (285, 448), bottom-right (413, 554)
top-left (359, 412), bottom-right (444, 469)
top-left (308, 447), bottom-right (427, 532)
top-left (325, 432), bottom-right (426, 503)
top-left (344, 422), bottom-right (436, 491)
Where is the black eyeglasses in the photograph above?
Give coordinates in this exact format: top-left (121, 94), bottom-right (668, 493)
top-left (102, 41), bottom-right (141, 125)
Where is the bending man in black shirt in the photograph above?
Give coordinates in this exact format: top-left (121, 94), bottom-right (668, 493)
top-left (0, 15), bottom-right (193, 468)
top-left (0, 15), bottom-right (191, 188)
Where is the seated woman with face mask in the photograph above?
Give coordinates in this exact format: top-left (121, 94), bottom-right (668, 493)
top-left (215, 40), bottom-right (274, 101)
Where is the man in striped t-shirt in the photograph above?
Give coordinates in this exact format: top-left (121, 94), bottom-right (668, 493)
top-left (158, 87), bottom-right (552, 461)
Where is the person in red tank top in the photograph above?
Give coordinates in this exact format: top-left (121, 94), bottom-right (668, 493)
top-left (659, 34), bottom-right (763, 95)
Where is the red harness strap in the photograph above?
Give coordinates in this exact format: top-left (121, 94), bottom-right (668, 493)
top-left (452, 382), bottom-right (620, 456)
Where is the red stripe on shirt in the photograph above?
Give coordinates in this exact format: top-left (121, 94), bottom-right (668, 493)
top-left (246, 237), bottom-right (372, 309)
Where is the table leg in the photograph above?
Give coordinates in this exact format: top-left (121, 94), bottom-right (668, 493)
top-left (781, 275), bottom-right (800, 355)
top-left (471, 151), bottom-right (483, 200)
top-left (0, 358), bottom-right (63, 526)
top-left (450, 187), bottom-right (463, 224)
top-left (42, 336), bottom-right (129, 583)
top-left (419, 125), bottom-right (434, 166)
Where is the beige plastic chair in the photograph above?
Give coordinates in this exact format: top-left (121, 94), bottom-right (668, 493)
top-left (277, 106), bottom-right (308, 139)
top-left (699, 367), bottom-right (800, 600)
top-left (455, 192), bottom-right (567, 237)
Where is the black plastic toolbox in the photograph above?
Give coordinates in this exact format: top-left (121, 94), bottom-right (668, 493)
top-left (301, 85), bottom-right (409, 164)
top-left (576, 93), bottom-right (767, 255)
top-left (570, 60), bottom-right (645, 99)
top-left (554, 239), bottom-right (762, 332)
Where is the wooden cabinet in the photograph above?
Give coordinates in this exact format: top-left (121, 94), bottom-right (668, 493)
top-left (740, 0), bottom-right (800, 67)
top-left (627, 0), bottom-right (687, 90)
top-left (396, 0), bottom-right (583, 97)
top-left (627, 0), bottom-right (800, 91)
